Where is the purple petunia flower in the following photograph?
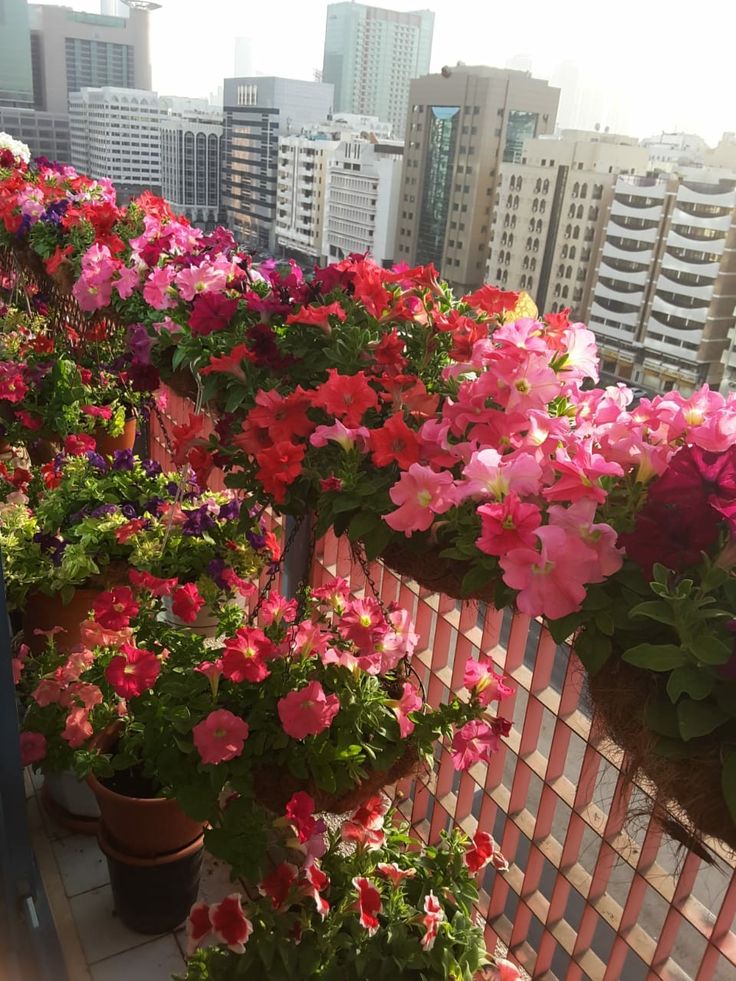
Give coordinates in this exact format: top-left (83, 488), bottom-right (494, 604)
top-left (141, 459), bottom-right (162, 478)
top-left (86, 451), bottom-right (109, 473)
top-left (246, 530), bottom-right (266, 551)
top-left (206, 557), bottom-right (228, 589)
top-left (182, 506), bottom-right (217, 537)
top-left (142, 496), bottom-right (166, 516)
top-left (91, 504), bottom-right (117, 518)
top-left (120, 504), bottom-right (137, 519)
top-left (112, 450), bottom-right (135, 471)
top-left (218, 500), bottom-right (240, 522)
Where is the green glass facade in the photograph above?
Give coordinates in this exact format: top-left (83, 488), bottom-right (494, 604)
top-left (416, 106), bottom-right (460, 268)
top-left (0, 0), bottom-right (33, 108)
top-left (503, 110), bottom-right (539, 163)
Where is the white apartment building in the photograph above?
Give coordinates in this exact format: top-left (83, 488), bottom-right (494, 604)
top-left (160, 98), bottom-right (223, 230)
top-left (486, 131), bottom-right (648, 314)
top-left (322, 2), bottom-right (434, 138)
top-left (325, 138), bottom-right (403, 265)
top-left (69, 87), bottom-right (162, 194)
top-left (589, 170), bottom-right (736, 395)
top-left (276, 136), bottom-right (339, 262)
top-left (641, 132), bottom-right (708, 172)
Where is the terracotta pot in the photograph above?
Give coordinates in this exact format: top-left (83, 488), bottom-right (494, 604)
top-left (87, 765), bottom-right (204, 859)
top-left (99, 823), bottom-right (204, 934)
top-left (23, 586), bottom-right (101, 654)
top-left (94, 417), bottom-right (137, 458)
top-left (41, 771), bottom-right (99, 835)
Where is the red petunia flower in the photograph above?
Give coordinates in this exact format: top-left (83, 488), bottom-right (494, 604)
top-left (285, 301), bottom-right (347, 332)
top-left (209, 894), bottom-right (253, 953)
top-left (370, 412), bottom-right (421, 470)
top-left (463, 284), bottom-right (520, 316)
top-left (313, 369), bottom-right (379, 427)
top-left (284, 791), bottom-right (318, 843)
top-left (93, 587), bottom-right (139, 630)
top-left (258, 862), bottom-right (298, 909)
top-left (115, 519), bottom-right (147, 544)
top-left (171, 582), bottom-right (206, 623)
top-left (188, 292), bottom-right (239, 336)
top-left (352, 877), bottom-right (382, 935)
top-left (255, 441), bottom-right (305, 503)
top-left (105, 643), bottom-right (161, 698)
top-left (128, 569), bottom-right (178, 596)
top-left (64, 433), bottom-right (97, 456)
top-left (247, 387), bottom-right (315, 443)
top-left (186, 901), bottom-right (211, 956)
top-left (221, 627), bottom-right (275, 683)
top-left (199, 343), bottom-right (256, 383)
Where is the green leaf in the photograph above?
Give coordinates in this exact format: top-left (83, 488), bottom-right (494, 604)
top-left (361, 521), bottom-right (393, 562)
top-left (622, 643), bottom-right (688, 671)
top-left (347, 511), bottom-right (380, 542)
top-left (686, 634), bottom-right (731, 666)
top-left (653, 736), bottom-right (704, 760)
top-left (629, 600), bottom-right (676, 626)
top-left (460, 565), bottom-right (491, 598)
top-left (331, 495), bottom-right (360, 515)
top-left (677, 698), bottom-right (730, 741)
top-left (666, 666), bottom-right (714, 702)
top-left (574, 628), bottom-right (611, 675)
top-left (722, 750), bottom-right (736, 824)
top-left (644, 698), bottom-right (680, 738)
top-left (594, 611), bottom-right (615, 636)
top-left (547, 612), bottom-right (585, 644)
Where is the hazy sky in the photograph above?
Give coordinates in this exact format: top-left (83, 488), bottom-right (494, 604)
top-left (37, 0), bottom-right (735, 145)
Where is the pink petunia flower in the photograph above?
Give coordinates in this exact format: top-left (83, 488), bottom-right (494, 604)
top-left (450, 720), bottom-right (501, 771)
top-left (463, 658), bottom-right (515, 706)
top-left (384, 463), bottom-right (458, 535)
top-left (62, 706), bottom-right (93, 749)
top-left (393, 681), bottom-right (422, 737)
top-left (476, 494), bottom-right (542, 557)
top-left (277, 681), bottom-right (340, 740)
top-left (459, 448), bottom-right (542, 500)
top-left (20, 731), bottom-right (47, 766)
top-left (499, 524), bottom-right (600, 620)
top-left (193, 708), bottom-right (249, 765)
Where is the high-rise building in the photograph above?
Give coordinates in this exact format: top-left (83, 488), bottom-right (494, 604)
top-left (222, 77), bottom-right (334, 251)
top-left (0, 0), bottom-right (34, 108)
top-left (160, 98), bottom-right (224, 231)
top-left (27, 3), bottom-right (153, 114)
top-left (325, 137), bottom-right (403, 266)
top-left (394, 66), bottom-right (559, 294)
top-left (69, 87), bottom-right (162, 198)
top-left (100, 0), bottom-right (130, 16)
top-left (588, 170), bottom-right (736, 396)
top-left (0, 107), bottom-right (71, 162)
top-left (276, 135), bottom-right (340, 264)
top-left (485, 130), bottom-right (648, 313)
top-left (322, 2), bottom-right (434, 138)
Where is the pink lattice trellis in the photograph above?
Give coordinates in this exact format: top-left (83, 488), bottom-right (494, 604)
top-left (154, 391), bottom-right (736, 981)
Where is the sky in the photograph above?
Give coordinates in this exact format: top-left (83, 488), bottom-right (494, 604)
top-left (37, 0), bottom-right (735, 145)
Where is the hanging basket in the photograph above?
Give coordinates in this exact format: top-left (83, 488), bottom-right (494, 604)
top-left (587, 655), bottom-right (736, 853)
top-left (253, 745), bottom-right (423, 815)
top-left (380, 540), bottom-right (496, 603)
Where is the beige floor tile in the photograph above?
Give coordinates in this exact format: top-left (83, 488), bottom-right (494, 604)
top-left (52, 834), bottom-right (109, 898)
top-left (69, 884), bottom-right (164, 964)
top-left (90, 934), bottom-right (185, 981)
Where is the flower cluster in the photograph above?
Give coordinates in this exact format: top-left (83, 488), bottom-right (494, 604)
top-left (183, 794), bottom-right (519, 981)
top-left (0, 451), bottom-right (271, 613)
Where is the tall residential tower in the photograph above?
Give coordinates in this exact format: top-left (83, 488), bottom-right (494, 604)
top-left (322, 2), bottom-right (433, 138)
top-left (394, 66), bottom-right (559, 294)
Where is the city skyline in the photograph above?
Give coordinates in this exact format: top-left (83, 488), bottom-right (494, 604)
top-left (30, 0), bottom-right (735, 145)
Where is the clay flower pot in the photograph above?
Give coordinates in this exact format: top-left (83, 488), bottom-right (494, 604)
top-left (94, 417), bottom-right (137, 458)
top-left (87, 762), bottom-right (204, 858)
